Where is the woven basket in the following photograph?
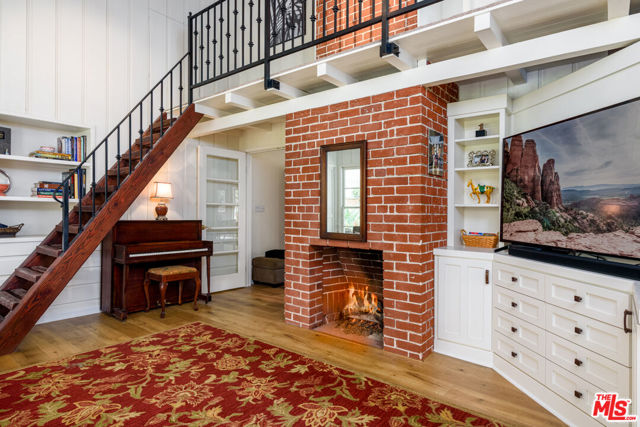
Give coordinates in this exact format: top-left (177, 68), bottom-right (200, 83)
top-left (460, 229), bottom-right (498, 248)
top-left (0, 223), bottom-right (23, 238)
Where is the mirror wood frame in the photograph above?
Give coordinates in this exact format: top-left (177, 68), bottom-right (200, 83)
top-left (319, 140), bottom-right (367, 242)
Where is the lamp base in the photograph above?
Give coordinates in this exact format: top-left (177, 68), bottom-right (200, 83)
top-left (155, 202), bottom-right (169, 220)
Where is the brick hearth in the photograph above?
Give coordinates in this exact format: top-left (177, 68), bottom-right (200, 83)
top-left (284, 84), bottom-right (458, 360)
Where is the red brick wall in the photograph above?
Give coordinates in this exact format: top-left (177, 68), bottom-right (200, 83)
top-left (315, 0), bottom-right (418, 58)
top-left (284, 83), bottom-right (458, 359)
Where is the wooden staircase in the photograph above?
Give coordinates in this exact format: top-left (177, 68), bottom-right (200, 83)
top-left (0, 104), bottom-right (203, 355)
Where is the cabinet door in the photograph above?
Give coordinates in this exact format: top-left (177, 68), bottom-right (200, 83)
top-left (436, 256), bottom-right (491, 351)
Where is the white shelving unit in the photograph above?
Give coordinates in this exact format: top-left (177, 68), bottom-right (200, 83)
top-left (0, 112), bottom-right (92, 237)
top-left (446, 95), bottom-right (510, 246)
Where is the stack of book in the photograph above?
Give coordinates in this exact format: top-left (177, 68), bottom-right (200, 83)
top-left (32, 181), bottom-right (63, 199)
top-left (57, 136), bottom-right (87, 162)
top-left (29, 151), bottom-right (73, 161)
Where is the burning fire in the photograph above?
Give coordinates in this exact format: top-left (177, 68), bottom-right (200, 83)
top-left (343, 285), bottom-right (379, 316)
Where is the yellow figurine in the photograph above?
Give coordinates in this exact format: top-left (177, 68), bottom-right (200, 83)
top-left (467, 179), bottom-right (495, 204)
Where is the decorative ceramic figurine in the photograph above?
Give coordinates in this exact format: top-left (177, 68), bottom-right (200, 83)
top-left (0, 169), bottom-right (10, 196)
top-left (467, 179), bottom-right (495, 204)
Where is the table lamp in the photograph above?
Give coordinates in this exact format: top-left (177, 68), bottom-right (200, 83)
top-left (150, 182), bottom-right (173, 220)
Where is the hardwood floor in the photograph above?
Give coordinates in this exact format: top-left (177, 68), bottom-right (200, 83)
top-left (0, 285), bottom-right (563, 427)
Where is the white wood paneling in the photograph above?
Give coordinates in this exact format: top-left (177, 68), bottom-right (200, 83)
top-left (0, 0), bottom-right (197, 323)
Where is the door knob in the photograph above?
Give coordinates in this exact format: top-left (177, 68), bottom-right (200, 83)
top-left (511, 301), bottom-right (518, 308)
top-left (511, 326), bottom-right (518, 333)
top-left (574, 390), bottom-right (583, 399)
top-left (511, 351), bottom-right (518, 358)
top-left (574, 295), bottom-right (582, 302)
top-left (574, 358), bottom-right (583, 367)
top-left (574, 327), bottom-right (583, 334)
top-left (511, 276), bottom-right (518, 282)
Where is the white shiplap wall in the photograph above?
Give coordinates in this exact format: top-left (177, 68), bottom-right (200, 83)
top-left (0, 0), bottom-right (211, 323)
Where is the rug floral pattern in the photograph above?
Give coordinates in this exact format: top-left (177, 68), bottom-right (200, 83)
top-left (0, 322), bottom-right (501, 426)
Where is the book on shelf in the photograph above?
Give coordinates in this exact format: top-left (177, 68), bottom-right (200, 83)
top-left (61, 168), bottom-right (86, 200)
top-left (29, 151), bottom-right (73, 161)
top-left (57, 136), bottom-right (87, 162)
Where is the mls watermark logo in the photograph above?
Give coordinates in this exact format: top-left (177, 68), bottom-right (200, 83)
top-left (592, 393), bottom-right (637, 422)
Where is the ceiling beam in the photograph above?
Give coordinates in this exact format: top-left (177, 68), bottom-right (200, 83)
top-left (608, 0), bottom-right (630, 19)
top-left (266, 80), bottom-right (307, 99)
top-left (190, 15), bottom-right (640, 137)
top-left (474, 12), bottom-right (526, 85)
top-left (381, 45), bottom-right (417, 71)
top-left (224, 92), bottom-right (260, 110)
top-left (316, 62), bottom-right (357, 87)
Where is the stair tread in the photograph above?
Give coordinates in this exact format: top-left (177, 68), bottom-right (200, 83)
top-left (36, 244), bottom-right (62, 257)
top-left (0, 290), bottom-right (21, 310)
top-left (55, 223), bottom-right (81, 234)
top-left (10, 288), bottom-right (27, 298)
top-left (107, 165), bottom-right (131, 176)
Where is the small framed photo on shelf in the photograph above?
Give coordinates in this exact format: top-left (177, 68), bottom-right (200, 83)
top-left (428, 129), bottom-right (444, 176)
top-left (0, 127), bottom-right (10, 155)
top-left (467, 149), bottom-right (496, 167)
top-left (475, 123), bottom-right (487, 137)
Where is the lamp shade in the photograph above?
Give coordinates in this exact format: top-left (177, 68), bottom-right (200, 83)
top-left (150, 182), bottom-right (173, 200)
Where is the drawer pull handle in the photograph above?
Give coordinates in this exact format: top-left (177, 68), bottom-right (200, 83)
top-left (574, 327), bottom-right (583, 335)
top-left (485, 270), bottom-right (490, 285)
top-left (574, 295), bottom-right (582, 302)
top-left (511, 276), bottom-right (518, 282)
top-left (511, 351), bottom-right (518, 358)
top-left (574, 391), bottom-right (583, 399)
top-left (511, 302), bottom-right (518, 308)
top-left (574, 358), bottom-right (583, 367)
top-left (511, 327), bottom-right (518, 333)
top-left (624, 309), bottom-right (632, 334)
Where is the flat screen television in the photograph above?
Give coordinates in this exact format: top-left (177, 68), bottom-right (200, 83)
top-left (501, 97), bottom-right (640, 267)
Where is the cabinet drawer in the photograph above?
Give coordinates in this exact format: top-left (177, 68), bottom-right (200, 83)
top-left (494, 262), bottom-right (545, 300)
top-left (546, 361), bottom-right (601, 416)
top-left (494, 332), bottom-right (546, 380)
top-left (545, 275), bottom-right (629, 327)
top-left (546, 305), bottom-right (630, 367)
top-left (494, 309), bottom-right (545, 356)
top-left (546, 332), bottom-right (630, 394)
top-left (494, 286), bottom-right (546, 328)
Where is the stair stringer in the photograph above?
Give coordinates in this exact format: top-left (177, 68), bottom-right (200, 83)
top-left (0, 104), bottom-right (203, 355)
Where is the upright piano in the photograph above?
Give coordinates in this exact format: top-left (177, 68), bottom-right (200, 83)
top-left (101, 220), bottom-right (212, 320)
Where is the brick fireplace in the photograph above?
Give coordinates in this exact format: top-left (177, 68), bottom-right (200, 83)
top-left (284, 84), bottom-right (458, 360)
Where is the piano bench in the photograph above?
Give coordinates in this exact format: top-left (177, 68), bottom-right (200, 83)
top-left (143, 265), bottom-right (201, 318)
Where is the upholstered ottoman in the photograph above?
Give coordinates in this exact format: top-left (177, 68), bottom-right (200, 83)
top-left (252, 256), bottom-right (284, 286)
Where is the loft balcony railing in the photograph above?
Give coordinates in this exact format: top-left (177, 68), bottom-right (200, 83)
top-left (189, 0), bottom-right (444, 91)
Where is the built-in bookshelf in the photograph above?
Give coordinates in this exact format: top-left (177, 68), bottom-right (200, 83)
top-left (0, 111), bottom-right (92, 237)
top-left (446, 95), bottom-right (509, 247)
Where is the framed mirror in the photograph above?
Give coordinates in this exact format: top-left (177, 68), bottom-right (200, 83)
top-left (320, 141), bottom-right (366, 241)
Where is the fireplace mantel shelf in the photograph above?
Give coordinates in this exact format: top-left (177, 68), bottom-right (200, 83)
top-left (309, 238), bottom-right (388, 251)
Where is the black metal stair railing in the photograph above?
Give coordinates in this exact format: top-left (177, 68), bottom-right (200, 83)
top-left (189, 0), bottom-right (444, 90)
top-left (54, 53), bottom-right (193, 252)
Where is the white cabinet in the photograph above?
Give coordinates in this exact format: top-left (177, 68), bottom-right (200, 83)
top-left (434, 247), bottom-right (493, 367)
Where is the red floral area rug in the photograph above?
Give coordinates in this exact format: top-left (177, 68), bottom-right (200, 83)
top-left (0, 322), bottom-right (502, 426)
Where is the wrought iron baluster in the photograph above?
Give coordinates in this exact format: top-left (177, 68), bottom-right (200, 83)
top-left (219, 6), bottom-right (225, 72)
top-left (179, 61), bottom-right (184, 114)
top-left (138, 103), bottom-right (143, 171)
top-left (193, 19), bottom-right (199, 84)
top-left (206, 11), bottom-right (211, 81)
top-left (160, 81), bottom-right (165, 137)
top-left (213, 7), bottom-right (217, 77)
top-left (104, 137), bottom-right (108, 202)
top-left (358, 0), bottom-right (363, 23)
top-left (226, 2), bottom-right (231, 72)
top-left (310, 7), bottom-right (316, 41)
top-left (280, 0), bottom-right (286, 51)
top-left (333, 2), bottom-right (339, 34)
top-left (187, 13), bottom-right (193, 104)
top-left (78, 165), bottom-right (83, 232)
top-left (346, 0), bottom-right (350, 29)
top-left (249, 0), bottom-right (254, 63)
top-left (233, 0), bottom-right (239, 69)
top-left (128, 114), bottom-right (132, 178)
top-left (169, 71), bottom-right (173, 123)
top-left (62, 183), bottom-right (69, 251)
top-left (91, 155), bottom-right (96, 216)
top-left (149, 92), bottom-right (154, 153)
top-left (257, 0), bottom-right (262, 60)
top-left (200, 16), bottom-right (204, 83)
top-left (241, 0), bottom-right (246, 67)
top-left (323, 0), bottom-right (327, 36)
top-left (116, 127), bottom-right (121, 189)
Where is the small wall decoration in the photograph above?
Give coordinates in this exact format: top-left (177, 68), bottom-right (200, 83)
top-left (467, 149), bottom-right (496, 167)
top-left (0, 127), bottom-right (10, 155)
top-left (475, 123), bottom-right (487, 137)
top-left (0, 169), bottom-right (10, 196)
top-left (467, 179), bottom-right (495, 204)
top-left (428, 129), bottom-right (444, 176)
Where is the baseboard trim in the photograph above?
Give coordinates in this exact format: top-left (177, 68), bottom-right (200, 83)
top-left (434, 339), bottom-right (493, 368)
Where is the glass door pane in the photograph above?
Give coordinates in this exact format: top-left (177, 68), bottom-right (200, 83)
top-left (205, 155), bottom-right (240, 277)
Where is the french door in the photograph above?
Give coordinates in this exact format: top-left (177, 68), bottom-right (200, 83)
top-left (199, 146), bottom-right (247, 292)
